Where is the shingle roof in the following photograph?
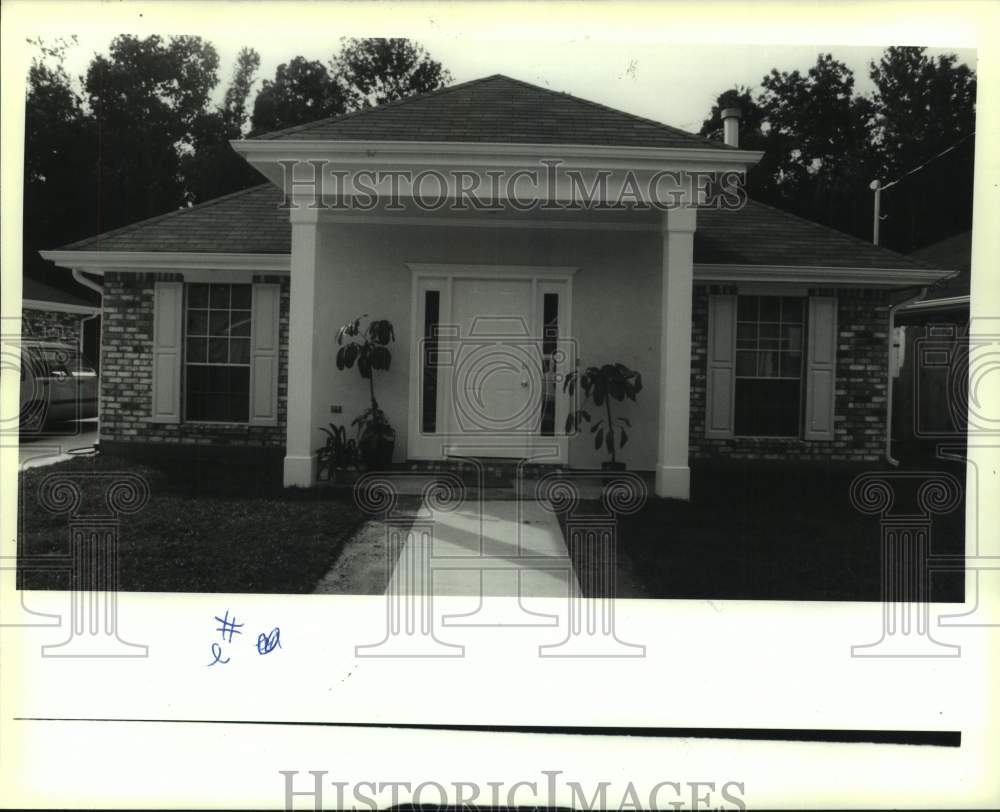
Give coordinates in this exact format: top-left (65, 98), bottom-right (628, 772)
top-left (908, 231), bottom-right (971, 299)
top-left (22, 275), bottom-right (99, 308)
top-left (696, 199), bottom-right (924, 269)
top-left (60, 184), bottom-right (291, 254)
top-left (53, 183), bottom-right (931, 272)
top-left (251, 74), bottom-right (731, 151)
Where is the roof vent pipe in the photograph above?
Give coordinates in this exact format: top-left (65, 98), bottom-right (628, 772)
top-left (721, 107), bottom-right (741, 148)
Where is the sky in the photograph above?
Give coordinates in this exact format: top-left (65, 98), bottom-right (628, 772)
top-left (49, 32), bottom-right (977, 135)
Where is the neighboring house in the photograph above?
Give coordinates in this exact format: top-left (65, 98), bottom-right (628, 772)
top-left (21, 276), bottom-right (101, 365)
top-left (40, 74), bottom-right (951, 499)
top-left (892, 231), bottom-right (972, 460)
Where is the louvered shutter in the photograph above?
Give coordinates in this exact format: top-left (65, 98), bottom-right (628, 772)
top-left (804, 296), bottom-right (838, 440)
top-left (705, 294), bottom-right (736, 438)
top-left (151, 281), bottom-right (183, 423)
top-left (249, 283), bottom-right (280, 426)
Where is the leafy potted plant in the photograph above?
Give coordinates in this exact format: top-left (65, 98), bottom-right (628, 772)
top-left (336, 315), bottom-right (396, 470)
top-left (316, 423), bottom-right (360, 484)
top-left (564, 362), bottom-right (643, 471)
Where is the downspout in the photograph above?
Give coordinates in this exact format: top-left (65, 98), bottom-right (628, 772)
top-left (886, 286), bottom-right (927, 467)
top-left (72, 269), bottom-right (103, 362)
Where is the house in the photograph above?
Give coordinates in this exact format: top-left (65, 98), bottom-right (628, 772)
top-left (891, 231), bottom-right (972, 460)
top-left (39, 74), bottom-right (950, 499)
top-left (21, 276), bottom-right (101, 364)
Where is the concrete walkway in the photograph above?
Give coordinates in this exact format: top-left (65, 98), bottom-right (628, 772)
top-left (395, 496), bottom-right (580, 599)
top-left (18, 419), bottom-right (100, 470)
top-left (313, 487), bottom-right (581, 600)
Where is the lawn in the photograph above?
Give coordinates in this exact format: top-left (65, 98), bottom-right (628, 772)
top-left (563, 461), bottom-right (966, 602)
top-left (17, 453), bottom-right (373, 594)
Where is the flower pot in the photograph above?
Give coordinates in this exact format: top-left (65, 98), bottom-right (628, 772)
top-left (360, 430), bottom-right (396, 471)
top-left (601, 461), bottom-right (627, 472)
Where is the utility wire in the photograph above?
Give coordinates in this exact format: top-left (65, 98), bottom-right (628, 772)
top-left (880, 131), bottom-right (976, 191)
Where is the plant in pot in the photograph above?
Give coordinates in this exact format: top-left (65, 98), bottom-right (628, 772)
top-left (336, 315), bottom-right (396, 470)
top-left (315, 423), bottom-right (360, 484)
top-left (564, 362), bottom-right (643, 471)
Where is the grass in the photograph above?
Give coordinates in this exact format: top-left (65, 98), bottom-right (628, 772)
top-left (17, 453), bottom-right (372, 594)
top-left (563, 461), bottom-right (966, 602)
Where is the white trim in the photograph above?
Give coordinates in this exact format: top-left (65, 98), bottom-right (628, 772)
top-left (319, 210), bottom-right (659, 232)
top-left (407, 263), bottom-right (579, 278)
top-left (22, 299), bottom-right (99, 315)
top-left (233, 138), bottom-right (764, 169)
top-left (897, 294), bottom-right (970, 312)
top-left (40, 250), bottom-right (290, 274)
top-left (694, 263), bottom-right (951, 287)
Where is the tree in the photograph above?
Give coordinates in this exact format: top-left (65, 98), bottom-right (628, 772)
top-left (867, 47), bottom-right (976, 250)
top-left (700, 48), bottom-right (976, 251)
top-left (181, 47), bottom-right (265, 203)
top-left (250, 56), bottom-right (346, 134)
top-left (84, 35), bottom-right (221, 228)
top-left (333, 37), bottom-right (451, 109)
top-left (250, 39), bottom-right (451, 134)
top-left (23, 37), bottom-right (99, 288)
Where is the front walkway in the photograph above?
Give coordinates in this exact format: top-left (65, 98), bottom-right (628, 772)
top-left (393, 497), bottom-right (580, 598)
top-left (312, 474), bottom-right (585, 599)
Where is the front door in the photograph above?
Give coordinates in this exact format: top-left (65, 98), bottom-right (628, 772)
top-left (446, 278), bottom-right (541, 458)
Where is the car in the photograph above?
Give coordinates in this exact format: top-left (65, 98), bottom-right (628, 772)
top-left (19, 340), bottom-right (98, 433)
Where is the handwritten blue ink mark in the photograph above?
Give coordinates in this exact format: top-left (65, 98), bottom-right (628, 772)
top-left (257, 627), bottom-right (282, 655)
top-left (214, 610), bottom-right (244, 643)
top-left (207, 642), bottom-right (230, 667)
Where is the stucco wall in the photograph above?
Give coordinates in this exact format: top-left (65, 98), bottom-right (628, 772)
top-left (99, 272), bottom-right (289, 450)
top-left (311, 222), bottom-right (663, 470)
top-left (689, 285), bottom-right (890, 462)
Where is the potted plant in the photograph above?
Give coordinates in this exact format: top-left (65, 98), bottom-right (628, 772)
top-left (336, 315), bottom-right (396, 470)
top-left (316, 423), bottom-right (360, 484)
top-left (564, 362), bottom-right (643, 471)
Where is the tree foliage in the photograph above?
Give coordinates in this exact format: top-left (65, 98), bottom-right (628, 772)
top-left (24, 36), bottom-right (451, 297)
top-left (701, 47), bottom-right (976, 251)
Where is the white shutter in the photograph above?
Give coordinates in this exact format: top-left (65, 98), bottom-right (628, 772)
top-left (705, 294), bottom-right (736, 438)
top-left (249, 283), bottom-right (280, 426)
top-left (151, 281), bottom-right (183, 423)
top-left (804, 295), bottom-right (838, 440)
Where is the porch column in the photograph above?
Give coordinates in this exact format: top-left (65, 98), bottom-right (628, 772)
top-left (284, 206), bottom-right (321, 487)
top-left (655, 206), bottom-right (697, 500)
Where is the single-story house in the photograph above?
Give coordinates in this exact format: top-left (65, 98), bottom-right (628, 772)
top-left (40, 74), bottom-right (950, 499)
top-left (21, 276), bottom-right (101, 363)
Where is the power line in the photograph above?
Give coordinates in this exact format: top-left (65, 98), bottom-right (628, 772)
top-left (880, 131), bottom-right (976, 191)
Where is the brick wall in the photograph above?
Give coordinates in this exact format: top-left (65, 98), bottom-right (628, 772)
top-left (100, 272), bottom-right (289, 450)
top-left (22, 307), bottom-right (87, 346)
top-left (689, 285), bottom-right (890, 462)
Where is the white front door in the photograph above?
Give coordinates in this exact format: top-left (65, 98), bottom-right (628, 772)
top-left (407, 265), bottom-right (575, 464)
top-left (447, 278), bottom-right (541, 458)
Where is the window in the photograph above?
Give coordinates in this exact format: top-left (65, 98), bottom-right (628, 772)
top-left (421, 290), bottom-right (440, 433)
top-left (184, 283), bottom-right (252, 422)
top-left (540, 292), bottom-right (559, 436)
top-left (734, 295), bottom-right (804, 436)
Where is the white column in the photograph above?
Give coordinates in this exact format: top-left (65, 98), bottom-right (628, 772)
top-left (656, 206), bottom-right (696, 500)
top-left (284, 206), bottom-right (321, 487)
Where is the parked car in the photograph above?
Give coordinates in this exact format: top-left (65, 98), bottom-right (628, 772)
top-left (19, 340), bottom-right (98, 433)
